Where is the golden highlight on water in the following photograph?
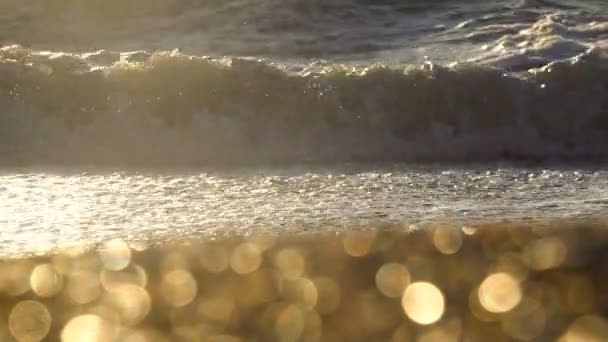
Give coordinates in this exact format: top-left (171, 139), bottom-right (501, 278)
top-left (2, 222), bottom-right (608, 341)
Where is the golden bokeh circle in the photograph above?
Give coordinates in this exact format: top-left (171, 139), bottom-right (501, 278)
top-left (526, 237), bottom-right (568, 271)
top-left (312, 277), bottom-right (341, 314)
top-left (283, 278), bottom-right (318, 309)
top-left (67, 270), bottom-right (102, 304)
top-left (9, 300), bottom-right (51, 342)
top-left (274, 248), bottom-right (306, 280)
top-left (30, 263), bottom-right (63, 298)
top-left (106, 284), bottom-right (151, 325)
top-left (433, 227), bottom-right (463, 255)
top-left (342, 232), bottom-right (376, 257)
top-left (99, 239), bottom-right (132, 271)
top-left (376, 262), bottom-right (411, 298)
top-left (61, 314), bottom-right (116, 342)
top-left (275, 304), bottom-right (304, 342)
top-left (161, 269), bottom-right (198, 307)
top-left (478, 272), bottom-right (522, 313)
top-left (402, 282), bottom-right (445, 325)
top-left (230, 243), bottom-right (262, 275)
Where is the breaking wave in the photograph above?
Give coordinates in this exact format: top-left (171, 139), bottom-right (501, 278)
top-left (2, 9), bottom-right (608, 165)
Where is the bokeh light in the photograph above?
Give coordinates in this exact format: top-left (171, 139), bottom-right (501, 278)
top-left (61, 314), bottom-right (116, 342)
top-left (30, 263), bottom-right (63, 297)
top-left (478, 272), bottom-right (522, 313)
top-left (402, 282), bottom-right (445, 325)
top-left (67, 270), bottom-right (102, 304)
top-left (100, 265), bottom-right (148, 291)
top-left (376, 262), bottom-right (411, 298)
top-left (525, 236), bottom-right (568, 270)
top-left (433, 226), bottom-right (463, 255)
top-left (99, 239), bottom-right (132, 271)
top-left (312, 277), bottom-right (341, 314)
top-left (9, 300), bottom-right (51, 342)
top-left (283, 278), bottom-right (318, 309)
top-left (161, 269), bottom-right (198, 307)
top-left (105, 284), bottom-right (151, 325)
top-left (230, 243), bottom-right (262, 274)
top-left (0, 223), bottom-right (607, 340)
top-left (274, 248), bottom-right (306, 280)
top-left (198, 294), bottom-right (236, 326)
top-left (342, 232), bottom-right (375, 257)
top-left (274, 304), bottom-right (304, 342)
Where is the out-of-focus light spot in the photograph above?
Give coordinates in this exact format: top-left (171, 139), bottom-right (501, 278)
top-left (312, 277), bottom-right (341, 314)
top-left (433, 227), bottom-right (463, 255)
top-left (30, 263), bottom-right (63, 297)
top-left (200, 245), bottom-right (229, 273)
top-left (402, 282), bottom-right (445, 325)
top-left (376, 262), bottom-right (411, 298)
top-left (558, 315), bottom-right (608, 342)
top-left (478, 272), bottom-right (522, 313)
top-left (198, 294), bottom-right (236, 326)
top-left (468, 285), bottom-right (500, 322)
top-left (161, 269), bottom-right (198, 307)
top-left (67, 270), bottom-right (102, 304)
top-left (230, 243), bottom-right (262, 274)
top-left (274, 248), bottom-right (306, 280)
top-left (61, 314), bottom-right (116, 342)
top-left (461, 226), bottom-right (477, 235)
top-left (525, 237), bottom-right (568, 270)
top-left (342, 232), bottom-right (375, 257)
top-left (9, 300), bottom-right (51, 342)
top-left (106, 284), bottom-right (151, 325)
top-left (99, 239), bottom-right (131, 271)
top-left (275, 304), bottom-right (304, 342)
top-left (100, 265), bottom-right (148, 291)
top-left (283, 278), bottom-right (318, 309)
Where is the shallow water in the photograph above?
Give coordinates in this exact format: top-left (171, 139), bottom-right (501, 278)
top-left (2, 164), bottom-right (607, 256)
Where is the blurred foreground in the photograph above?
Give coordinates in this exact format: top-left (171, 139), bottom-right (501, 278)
top-left (2, 222), bottom-right (608, 341)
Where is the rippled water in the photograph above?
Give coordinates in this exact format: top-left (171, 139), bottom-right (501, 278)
top-left (2, 164), bottom-right (607, 255)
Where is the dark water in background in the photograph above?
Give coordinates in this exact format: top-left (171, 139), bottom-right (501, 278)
top-left (3, 0), bottom-right (607, 60)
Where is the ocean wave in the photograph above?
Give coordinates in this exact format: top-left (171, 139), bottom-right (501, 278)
top-left (1, 41), bottom-right (608, 165)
